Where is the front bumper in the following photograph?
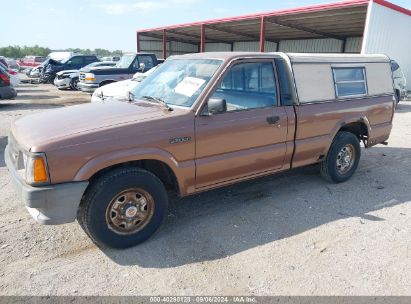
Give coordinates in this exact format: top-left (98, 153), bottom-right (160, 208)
top-left (78, 82), bottom-right (99, 93)
top-left (4, 146), bottom-right (89, 225)
top-left (54, 77), bottom-right (71, 88)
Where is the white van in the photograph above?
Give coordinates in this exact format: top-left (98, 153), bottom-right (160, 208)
top-left (47, 52), bottom-right (78, 62)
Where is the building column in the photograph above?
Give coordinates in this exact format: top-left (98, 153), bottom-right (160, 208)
top-left (200, 24), bottom-right (206, 53)
top-left (260, 16), bottom-right (266, 52)
top-left (162, 29), bottom-right (167, 59)
top-left (136, 32), bottom-right (141, 52)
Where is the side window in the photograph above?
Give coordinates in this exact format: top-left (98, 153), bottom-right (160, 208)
top-left (137, 55), bottom-right (155, 70)
top-left (67, 57), bottom-right (83, 68)
top-left (332, 67), bottom-right (367, 97)
top-left (85, 56), bottom-right (97, 64)
top-left (275, 58), bottom-right (294, 106)
top-left (211, 62), bottom-right (277, 112)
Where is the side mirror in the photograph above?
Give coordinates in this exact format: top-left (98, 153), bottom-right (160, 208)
top-left (139, 62), bottom-right (145, 72)
top-left (207, 98), bottom-right (227, 115)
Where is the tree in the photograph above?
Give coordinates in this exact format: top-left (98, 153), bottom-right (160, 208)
top-left (0, 45), bottom-right (124, 59)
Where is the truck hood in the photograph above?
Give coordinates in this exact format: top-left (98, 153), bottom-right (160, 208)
top-left (81, 67), bottom-right (129, 75)
top-left (95, 79), bottom-right (139, 98)
top-left (12, 100), bottom-right (178, 152)
top-left (56, 69), bottom-right (79, 76)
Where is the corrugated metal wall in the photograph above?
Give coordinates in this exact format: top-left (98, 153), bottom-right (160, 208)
top-left (345, 37), bottom-right (363, 53)
top-left (279, 38), bottom-right (343, 53)
top-left (205, 43), bottom-right (231, 52)
top-left (363, 2), bottom-right (411, 90)
top-left (139, 36), bottom-right (363, 58)
top-left (139, 35), bottom-right (198, 59)
top-left (188, 41), bottom-right (280, 52)
top-left (232, 41), bottom-right (278, 52)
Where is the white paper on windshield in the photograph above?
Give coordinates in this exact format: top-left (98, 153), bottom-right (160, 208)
top-left (174, 77), bottom-right (206, 97)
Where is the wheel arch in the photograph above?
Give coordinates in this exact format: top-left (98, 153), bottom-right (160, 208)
top-left (326, 117), bottom-right (371, 152)
top-left (73, 149), bottom-right (192, 195)
top-left (99, 80), bottom-right (117, 87)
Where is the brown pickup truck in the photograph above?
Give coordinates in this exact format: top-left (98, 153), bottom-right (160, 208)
top-left (5, 52), bottom-right (395, 248)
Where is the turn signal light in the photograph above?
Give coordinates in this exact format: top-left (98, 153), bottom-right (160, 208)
top-left (33, 158), bottom-right (48, 183)
top-left (25, 153), bottom-right (49, 185)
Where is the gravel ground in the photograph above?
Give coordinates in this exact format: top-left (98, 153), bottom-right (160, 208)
top-left (0, 82), bottom-right (410, 296)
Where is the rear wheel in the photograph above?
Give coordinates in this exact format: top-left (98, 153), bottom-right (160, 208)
top-left (320, 131), bottom-right (361, 183)
top-left (78, 167), bottom-right (168, 248)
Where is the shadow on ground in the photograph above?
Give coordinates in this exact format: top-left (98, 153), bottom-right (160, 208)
top-left (0, 103), bottom-right (63, 111)
top-left (395, 102), bottom-right (411, 113)
top-left (0, 136), bottom-right (7, 167)
top-left (102, 146), bottom-right (411, 268)
top-left (16, 89), bottom-right (49, 93)
top-left (16, 94), bottom-right (59, 100)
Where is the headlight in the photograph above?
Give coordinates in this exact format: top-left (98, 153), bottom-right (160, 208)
top-left (84, 73), bottom-right (96, 81)
top-left (24, 153), bottom-right (50, 185)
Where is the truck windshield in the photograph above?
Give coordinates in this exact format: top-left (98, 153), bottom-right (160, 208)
top-left (116, 55), bottom-right (135, 68)
top-left (130, 58), bottom-right (222, 107)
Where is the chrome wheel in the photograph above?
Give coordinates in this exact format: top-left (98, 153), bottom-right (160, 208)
top-left (105, 188), bottom-right (155, 235)
top-left (72, 79), bottom-right (79, 90)
top-left (336, 144), bottom-right (355, 174)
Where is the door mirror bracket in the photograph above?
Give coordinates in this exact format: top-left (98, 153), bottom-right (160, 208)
top-left (207, 98), bottom-right (227, 115)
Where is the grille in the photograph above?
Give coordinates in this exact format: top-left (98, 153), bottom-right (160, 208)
top-left (79, 73), bottom-right (86, 81)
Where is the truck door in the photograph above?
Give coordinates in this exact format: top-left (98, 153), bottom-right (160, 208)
top-left (131, 55), bottom-right (156, 76)
top-left (195, 60), bottom-right (288, 189)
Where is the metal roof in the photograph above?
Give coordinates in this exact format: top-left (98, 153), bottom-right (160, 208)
top-left (137, 0), bottom-right (410, 44)
top-left (167, 51), bottom-right (390, 63)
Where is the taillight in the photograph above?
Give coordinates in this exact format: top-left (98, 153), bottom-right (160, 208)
top-left (8, 70), bottom-right (16, 75)
top-left (0, 74), bottom-right (10, 85)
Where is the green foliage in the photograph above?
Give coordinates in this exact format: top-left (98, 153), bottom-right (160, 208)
top-left (0, 45), bottom-right (123, 59)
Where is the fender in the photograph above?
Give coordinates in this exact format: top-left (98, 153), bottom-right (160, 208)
top-left (324, 115), bottom-right (372, 153)
top-left (73, 147), bottom-right (195, 195)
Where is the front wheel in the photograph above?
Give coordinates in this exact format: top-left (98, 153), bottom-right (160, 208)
top-left (320, 131), bottom-right (361, 183)
top-left (70, 77), bottom-right (80, 90)
top-left (78, 167), bottom-right (168, 248)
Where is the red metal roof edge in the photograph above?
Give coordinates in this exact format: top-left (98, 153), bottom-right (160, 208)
top-left (137, 0), bottom-right (370, 33)
top-left (373, 0), bottom-right (411, 16)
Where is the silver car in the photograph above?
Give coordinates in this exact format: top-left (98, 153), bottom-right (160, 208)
top-left (391, 60), bottom-right (407, 103)
top-left (54, 61), bottom-right (116, 90)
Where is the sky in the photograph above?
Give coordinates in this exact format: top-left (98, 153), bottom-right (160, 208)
top-left (1, 0), bottom-right (410, 52)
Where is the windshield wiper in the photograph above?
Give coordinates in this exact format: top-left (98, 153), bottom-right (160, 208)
top-left (141, 95), bottom-right (173, 111)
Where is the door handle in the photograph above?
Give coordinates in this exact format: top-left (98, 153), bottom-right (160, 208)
top-left (266, 115), bottom-right (280, 125)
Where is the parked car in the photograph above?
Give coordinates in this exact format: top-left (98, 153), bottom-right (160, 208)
top-left (101, 56), bottom-right (121, 62)
top-left (391, 60), bottom-right (407, 103)
top-left (17, 56), bottom-right (46, 69)
top-left (0, 65), bottom-right (17, 99)
top-left (5, 59), bottom-right (20, 73)
top-left (91, 65), bottom-right (160, 102)
top-left (78, 53), bottom-right (158, 93)
top-left (0, 62), bottom-right (20, 87)
top-left (27, 65), bottom-right (43, 78)
top-left (0, 57), bottom-right (8, 68)
top-left (47, 52), bottom-right (77, 62)
top-left (54, 61), bottom-right (117, 90)
top-left (5, 52), bottom-right (395, 248)
top-left (40, 55), bottom-right (99, 83)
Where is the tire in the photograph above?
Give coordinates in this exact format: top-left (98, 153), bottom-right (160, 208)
top-left (320, 131), bottom-right (361, 183)
top-left (78, 167), bottom-right (168, 249)
top-left (70, 77), bottom-right (79, 90)
top-left (100, 81), bottom-right (114, 87)
top-left (395, 90), bottom-right (401, 104)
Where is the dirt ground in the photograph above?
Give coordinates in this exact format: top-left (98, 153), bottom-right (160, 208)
top-left (0, 81), bottom-right (410, 296)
